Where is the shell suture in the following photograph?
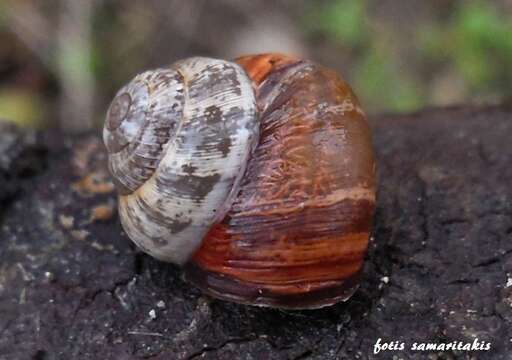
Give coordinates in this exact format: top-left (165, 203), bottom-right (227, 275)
top-left (105, 57), bottom-right (259, 264)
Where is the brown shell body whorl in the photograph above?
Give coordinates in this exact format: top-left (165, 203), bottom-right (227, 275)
top-left (184, 54), bottom-right (376, 309)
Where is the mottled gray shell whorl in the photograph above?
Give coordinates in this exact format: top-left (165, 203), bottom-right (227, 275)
top-left (103, 57), bottom-right (259, 264)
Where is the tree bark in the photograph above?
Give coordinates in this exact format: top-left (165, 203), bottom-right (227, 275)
top-left (0, 105), bottom-right (511, 359)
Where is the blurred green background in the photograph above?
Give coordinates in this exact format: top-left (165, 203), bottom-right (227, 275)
top-left (0, 0), bottom-right (511, 132)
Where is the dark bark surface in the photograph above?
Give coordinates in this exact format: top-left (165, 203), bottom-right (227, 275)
top-left (0, 105), bottom-right (511, 360)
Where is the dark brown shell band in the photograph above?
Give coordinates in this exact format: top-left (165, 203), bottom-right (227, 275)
top-left (185, 54), bottom-right (376, 309)
top-left (184, 262), bottom-right (362, 309)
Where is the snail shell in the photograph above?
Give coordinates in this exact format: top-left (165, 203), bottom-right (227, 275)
top-left (104, 54), bottom-right (376, 309)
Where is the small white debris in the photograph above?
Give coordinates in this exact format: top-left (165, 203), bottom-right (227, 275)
top-left (156, 300), bottom-right (166, 309)
top-left (59, 214), bottom-right (75, 229)
top-left (506, 277), bottom-right (512, 288)
top-left (149, 309), bottom-right (156, 320)
top-left (381, 276), bottom-right (390, 284)
top-left (70, 229), bottom-right (89, 241)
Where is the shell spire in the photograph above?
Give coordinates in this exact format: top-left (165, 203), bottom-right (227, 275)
top-left (104, 58), bottom-right (259, 264)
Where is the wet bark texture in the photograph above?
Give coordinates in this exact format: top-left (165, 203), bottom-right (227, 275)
top-left (0, 105), bottom-right (511, 359)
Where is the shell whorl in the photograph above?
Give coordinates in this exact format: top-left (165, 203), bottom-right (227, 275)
top-left (104, 57), bottom-right (259, 264)
top-left (104, 68), bottom-right (185, 194)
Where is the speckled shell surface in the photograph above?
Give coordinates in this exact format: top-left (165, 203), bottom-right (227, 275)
top-left (104, 57), bottom-right (259, 264)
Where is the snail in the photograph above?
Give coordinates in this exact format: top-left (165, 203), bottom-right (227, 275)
top-left (103, 53), bottom-right (376, 309)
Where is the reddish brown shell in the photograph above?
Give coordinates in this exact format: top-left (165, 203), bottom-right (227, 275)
top-left (184, 54), bottom-right (376, 309)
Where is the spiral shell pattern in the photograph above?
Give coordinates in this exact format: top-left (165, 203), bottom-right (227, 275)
top-left (104, 58), bottom-right (259, 264)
